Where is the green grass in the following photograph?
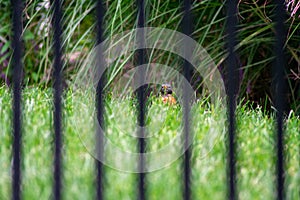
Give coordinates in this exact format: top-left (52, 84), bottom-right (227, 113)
top-left (0, 87), bottom-right (299, 199)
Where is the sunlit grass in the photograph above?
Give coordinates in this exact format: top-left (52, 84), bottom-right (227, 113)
top-left (0, 87), bottom-right (299, 199)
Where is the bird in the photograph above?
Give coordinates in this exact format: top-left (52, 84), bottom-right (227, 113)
top-left (160, 83), bottom-right (177, 105)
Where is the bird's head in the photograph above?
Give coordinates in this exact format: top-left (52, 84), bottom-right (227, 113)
top-left (160, 83), bottom-right (173, 96)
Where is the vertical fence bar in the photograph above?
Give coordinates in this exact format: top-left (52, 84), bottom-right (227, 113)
top-left (95, 0), bottom-right (105, 199)
top-left (11, 0), bottom-right (23, 199)
top-left (182, 0), bottom-right (192, 199)
top-left (136, 0), bottom-right (146, 199)
top-left (51, 0), bottom-right (64, 199)
top-left (273, 1), bottom-right (287, 199)
top-left (225, 0), bottom-right (238, 199)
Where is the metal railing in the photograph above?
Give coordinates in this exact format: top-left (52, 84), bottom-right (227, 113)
top-left (9, 0), bottom-right (286, 199)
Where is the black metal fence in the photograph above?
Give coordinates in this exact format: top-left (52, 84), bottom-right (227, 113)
top-left (10, 0), bottom-right (287, 199)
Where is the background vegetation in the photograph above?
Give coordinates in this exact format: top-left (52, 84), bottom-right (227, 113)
top-left (0, 0), bottom-right (299, 113)
top-left (0, 1), bottom-right (299, 199)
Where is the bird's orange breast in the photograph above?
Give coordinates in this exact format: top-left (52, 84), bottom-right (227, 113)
top-left (162, 94), bottom-right (177, 105)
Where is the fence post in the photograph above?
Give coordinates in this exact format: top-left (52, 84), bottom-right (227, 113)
top-left (136, 0), bottom-right (147, 199)
top-left (182, 0), bottom-right (192, 199)
top-left (11, 0), bottom-right (24, 199)
top-left (273, 1), bottom-right (287, 199)
top-left (225, 0), bottom-right (238, 199)
top-left (95, 0), bottom-right (105, 199)
top-left (51, 0), bottom-right (64, 199)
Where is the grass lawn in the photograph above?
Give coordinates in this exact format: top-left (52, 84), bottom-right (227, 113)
top-left (0, 86), bottom-right (299, 199)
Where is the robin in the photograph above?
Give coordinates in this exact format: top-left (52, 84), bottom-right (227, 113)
top-left (160, 83), bottom-right (177, 105)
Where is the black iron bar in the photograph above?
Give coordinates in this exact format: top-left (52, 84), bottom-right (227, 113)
top-left (95, 0), bottom-right (105, 199)
top-left (50, 0), bottom-right (64, 199)
top-left (11, 0), bottom-right (23, 199)
top-left (182, 0), bottom-right (192, 200)
top-left (225, 0), bottom-right (238, 199)
top-left (136, 0), bottom-right (146, 199)
top-left (273, 1), bottom-right (287, 199)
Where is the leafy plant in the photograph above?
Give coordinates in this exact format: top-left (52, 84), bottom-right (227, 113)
top-left (0, 0), bottom-right (299, 113)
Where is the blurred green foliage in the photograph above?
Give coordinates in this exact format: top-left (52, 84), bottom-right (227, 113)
top-left (0, 0), bottom-right (299, 113)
